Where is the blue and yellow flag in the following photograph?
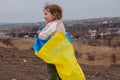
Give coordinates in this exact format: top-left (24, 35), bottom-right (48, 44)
top-left (33, 31), bottom-right (85, 80)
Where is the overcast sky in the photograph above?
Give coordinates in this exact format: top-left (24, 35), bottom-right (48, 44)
top-left (0, 0), bottom-right (120, 23)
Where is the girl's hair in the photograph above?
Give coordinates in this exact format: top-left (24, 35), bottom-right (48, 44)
top-left (44, 4), bottom-right (62, 20)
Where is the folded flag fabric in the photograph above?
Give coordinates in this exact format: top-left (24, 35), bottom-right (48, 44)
top-left (33, 37), bottom-right (49, 52)
top-left (33, 31), bottom-right (85, 80)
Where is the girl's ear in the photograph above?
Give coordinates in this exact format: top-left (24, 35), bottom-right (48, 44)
top-left (52, 14), bottom-right (57, 20)
top-left (52, 15), bottom-right (56, 20)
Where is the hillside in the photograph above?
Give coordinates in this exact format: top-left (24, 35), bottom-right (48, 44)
top-left (0, 17), bottom-right (120, 31)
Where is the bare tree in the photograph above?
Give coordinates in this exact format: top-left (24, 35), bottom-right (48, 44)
top-left (111, 52), bottom-right (117, 65)
top-left (87, 53), bottom-right (95, 61)
top-left (1, 38), bottom-right (14, 48)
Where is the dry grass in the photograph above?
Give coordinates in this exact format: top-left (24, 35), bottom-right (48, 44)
top-left (0, 37), bottom-right (35, 50)
top-left (13, 38), bottom-right (35, 50)
top-left (73, 40), bottom-right (115, 55)
top-left (0, 37), bottom-right (120, 66)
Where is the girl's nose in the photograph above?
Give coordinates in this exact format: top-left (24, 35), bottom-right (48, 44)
top-left (44, 16), bottom-right (46, 19)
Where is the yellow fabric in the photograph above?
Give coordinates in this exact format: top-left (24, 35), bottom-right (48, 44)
top-left (35, 31), bottom-right (85, 80)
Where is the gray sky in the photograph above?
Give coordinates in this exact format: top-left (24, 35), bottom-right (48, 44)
top-left (0, 0), bottom-right (120, 23)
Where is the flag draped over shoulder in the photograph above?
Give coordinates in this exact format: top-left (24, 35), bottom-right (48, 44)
top-left (33, 31), bottom-right (85, 80)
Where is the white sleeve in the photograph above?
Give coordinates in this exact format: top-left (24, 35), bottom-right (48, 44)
top-left (38, 22), bottom-right (57, 40)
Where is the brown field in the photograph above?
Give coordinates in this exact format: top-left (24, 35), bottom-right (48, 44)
top-left (0, 38), bottom-right (120, 80)
top-left (72, 40), bottom-right (120, 66)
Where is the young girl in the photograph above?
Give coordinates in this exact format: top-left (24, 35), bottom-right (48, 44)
top-left (34, 3), bottom-right (85, 80)
top-left (38, 4), bottom-right (65, 80)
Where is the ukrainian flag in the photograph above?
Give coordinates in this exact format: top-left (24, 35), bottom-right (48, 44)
top-left (33, 31), bottom-right (85, 80)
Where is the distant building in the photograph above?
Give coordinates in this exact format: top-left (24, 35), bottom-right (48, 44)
top-left (0, 29), bottom-right (8, 36)
top-left (88, 29), bottom-right (97, 39)
top-left (0, 32), bottom-right (7, 36)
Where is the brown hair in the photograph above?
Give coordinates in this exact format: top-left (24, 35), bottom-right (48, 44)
top-left (44, 4), bottom-right (62, 20)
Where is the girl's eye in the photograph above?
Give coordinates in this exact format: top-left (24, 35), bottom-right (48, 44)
top-left (45, 13), bottom-right (47, 15)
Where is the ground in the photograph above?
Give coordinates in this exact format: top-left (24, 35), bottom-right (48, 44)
top-left (0, 38), bottom-right (120, 80)
top-left (0, 47), bottom-right (120, 80)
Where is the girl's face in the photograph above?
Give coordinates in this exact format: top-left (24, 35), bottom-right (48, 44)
top-left (44, 9), bottom-right (55, 23)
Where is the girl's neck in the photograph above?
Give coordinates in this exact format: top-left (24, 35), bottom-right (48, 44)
top-left (47, 19), bottom-right (61, 24)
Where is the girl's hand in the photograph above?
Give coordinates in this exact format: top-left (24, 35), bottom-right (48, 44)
top-left (37, 30), bottom-right (41, 35)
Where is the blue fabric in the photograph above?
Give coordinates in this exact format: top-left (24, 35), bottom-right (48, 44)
top-left (33, 33), bottom-right (72, 52)
top-left (33, 37), bottom-right (49, 52)
top-left (38, 27), bottom-right (44, 30)
top-left (65, 33), bottom-right (72, 44)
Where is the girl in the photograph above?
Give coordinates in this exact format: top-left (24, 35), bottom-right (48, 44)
top-left (38, 4), bottom-right (65, 80)
top-left (34, 3), bottom-right (85, 80)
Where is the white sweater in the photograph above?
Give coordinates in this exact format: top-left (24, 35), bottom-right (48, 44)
top-left (39, 20), bottom-right (65, 40)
